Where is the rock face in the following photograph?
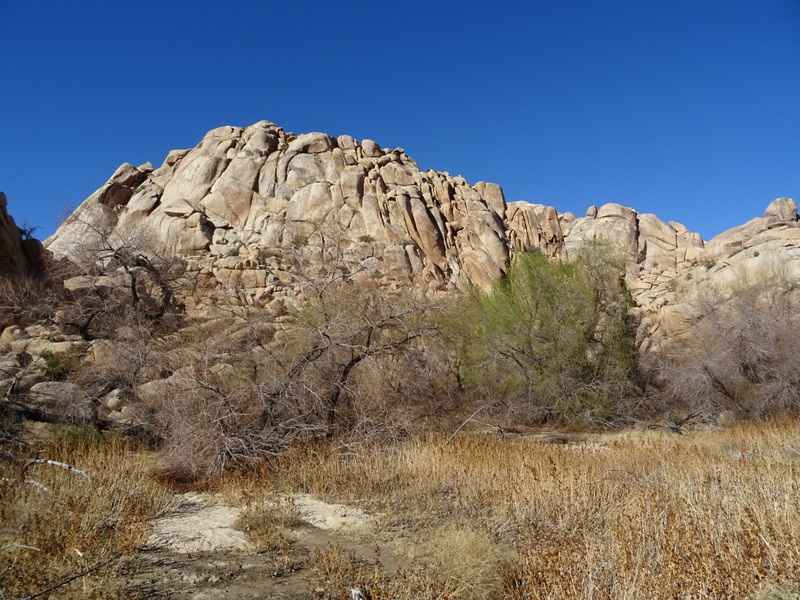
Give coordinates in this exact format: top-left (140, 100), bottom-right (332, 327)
top-left (46, 122), bottom-right (517, 300)
top-left (42, 120), bottom-right (800, 335)
top-left (635, 198), bottom-right (800, 351)
top-left (0, 191), bottom-right (47, 277)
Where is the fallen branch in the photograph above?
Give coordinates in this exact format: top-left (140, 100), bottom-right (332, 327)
top-left (443, 406), bottom-right (489, 447)
top-left (0, 544), bottom-right (41, 553)
top-left (23, 459), bottom-right (92, 482)
top-left (647, 411), bottom-right (709, 435)
top-left (23, 479), bottom-right (51, 493)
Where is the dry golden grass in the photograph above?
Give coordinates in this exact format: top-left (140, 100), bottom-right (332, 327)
top-left (305, 543), bottom-right (464, 600)
top-left (266, 420), bottom-right (800, 599)
top-left (0, 429), bottom-right (175, 599)
top-left (4, 420), bottom-right (799, 599)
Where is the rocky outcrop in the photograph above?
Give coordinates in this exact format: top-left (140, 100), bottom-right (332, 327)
top-left (43, 121), bottom-right (708, 308)
top-left (5, 126), bottom-right (798, 440)
top-left (0, 192), bottom-right (47, 277)
top-left (629, 197), bottom-right (800, 352)
top-left (557, 203), bottom-right (706, 296)
top-left (46, 122), bottom-right (518, 300)
top-left (42, 120), bottom-right (799, 336)
top-left (701, 197), bottom-right (800, 260)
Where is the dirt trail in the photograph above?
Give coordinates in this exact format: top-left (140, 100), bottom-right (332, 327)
top-left (131, 492), bottom-right (389, 599)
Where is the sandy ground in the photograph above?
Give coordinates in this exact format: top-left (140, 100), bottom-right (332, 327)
top-left (131, 491), bottom-right (381, 599)
top-left (146, 492), bottom-right (252, 554)
top-left (292, 493), bottom-right (370, 533)
top-left (129, 436), bottom-right (614, 598)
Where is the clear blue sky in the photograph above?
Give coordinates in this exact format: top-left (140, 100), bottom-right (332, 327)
top-left (2, 1), bottom-right (799, 241)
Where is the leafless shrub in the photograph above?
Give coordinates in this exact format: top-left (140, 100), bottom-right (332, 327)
top-left (138, 278), bottom-right (445, 479)
top-left (0, 256), bottom-right (76, 330)
top-left (130, 221), bottom-right (451, 478)
top-left (132, 321), bottom-right (274, 480)
top-left (650, 260), bottom-right (800, 418)
top-left (54, 214), bottom-right (188, 340)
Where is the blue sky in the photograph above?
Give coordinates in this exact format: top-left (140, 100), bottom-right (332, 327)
top-left (2, 1), bottom-right (799, 241)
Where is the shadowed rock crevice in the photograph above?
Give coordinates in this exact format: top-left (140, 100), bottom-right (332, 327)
top-left (0, 192), bottom-right (47, 278)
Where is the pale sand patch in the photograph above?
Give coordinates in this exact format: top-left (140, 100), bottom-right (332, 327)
top-left (147, 492), bottom-right (252, 553)
top-left (291, 493), bottom-right (370, 532)
top-left (146, 492), bottom-right (371, 555)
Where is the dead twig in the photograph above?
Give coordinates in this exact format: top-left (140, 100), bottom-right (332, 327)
top-left (647, 411), bottom-right (710, 434)
top-left (443, 407), bottom-right (490, 447)
top-left (0, 544), bottom-right (41, 553)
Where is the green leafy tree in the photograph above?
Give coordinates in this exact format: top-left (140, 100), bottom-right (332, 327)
top-left (455, 246), bottom-right (641, 425)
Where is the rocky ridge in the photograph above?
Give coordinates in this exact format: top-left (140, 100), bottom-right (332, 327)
top-left (2, 120), bottom-right (799, 435)
top-left (30, 120), bottom-right (800, 332)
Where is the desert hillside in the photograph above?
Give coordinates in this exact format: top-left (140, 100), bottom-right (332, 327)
top-left (0, 119), bottom-right (796, 431)
top-left (41, 120), bottom-right (800, 344)
top-left (1, 121), bottom-right (800, 599)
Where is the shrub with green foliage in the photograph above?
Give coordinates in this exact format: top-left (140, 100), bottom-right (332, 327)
top-left (453, 245), bottom-right (642, 426)
top-left (39, 347), bottom-right (84, 382)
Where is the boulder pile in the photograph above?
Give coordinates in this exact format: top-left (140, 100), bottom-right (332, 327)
top-left (37, 120), bottom-right (800, 338)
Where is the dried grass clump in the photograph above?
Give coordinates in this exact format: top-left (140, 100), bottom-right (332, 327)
top-left (219, 474), bottom-right (306, 576)
top-left (306, 544), bottom-right (460, 600)
top-left (0, 429), bottom-right (175, 599)
top-left (426, 525), bottom-right (504, 599)
top-left (269, 420), bottom-right (800, 599)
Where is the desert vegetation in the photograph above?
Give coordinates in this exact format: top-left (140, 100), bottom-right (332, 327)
top-left (3, 421), bottom-right (799, 598)
top-left (2, 218), bottom-right (800, 597)
top-left (650, 260), bottom-right (800, 420)
top-left (450, 245), bottom-right (642, 426)
top-left (0, 429), bottom-right (175, 599)
top-left (269, 420), bottom-right (800, 599)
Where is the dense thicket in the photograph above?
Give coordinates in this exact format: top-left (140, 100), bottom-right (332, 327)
top-left (649, 261), bottom-right (800, 419)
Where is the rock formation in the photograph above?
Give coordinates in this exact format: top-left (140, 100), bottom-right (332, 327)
top-left (0, 191), bottom-right (47, 277)
top-left (40, 123), bottom-right (685, 301)
top-left (636, 197), bottom-right (800, 351)
top-left (46, 122), bottom-right (524, 312)
top-left (2, 119), bottom-right (799, 435)
top-left (40, 120), bottom-right (800, 340)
